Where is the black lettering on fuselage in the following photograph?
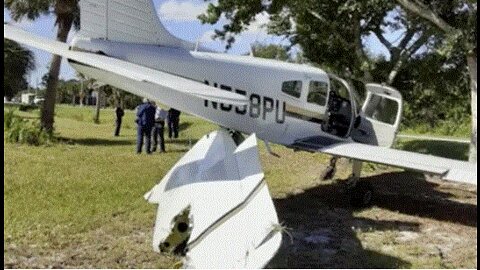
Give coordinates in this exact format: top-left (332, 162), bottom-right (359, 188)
top-left (263, 97), bottom-right (274, 120)
top-left (235, 89), bottom-right (247, 115)
top-left (220, 85), bottom-right (232, 112)
top-left (203, 80), bottom-right (285, 124)
top-left (249, 94), bottom-right (261, 118)
top-left (275, 99), bottom-right (285, 124)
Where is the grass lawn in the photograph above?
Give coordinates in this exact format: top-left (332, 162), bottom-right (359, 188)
top-left (4, 105), bottom-right (476, 268)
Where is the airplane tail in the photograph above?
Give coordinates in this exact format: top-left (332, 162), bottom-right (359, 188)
top-left (79, 0), bottom-right (193, 49)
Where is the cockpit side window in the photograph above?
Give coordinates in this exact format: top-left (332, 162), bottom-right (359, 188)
top-left (330, 79), bottom-right (349, 99)
top-left (281, 81), bottom-right (302, 98)
top-left (364, 95), bottom-right (398, 125)
top-left (307, 81), bottom-right (328, 106)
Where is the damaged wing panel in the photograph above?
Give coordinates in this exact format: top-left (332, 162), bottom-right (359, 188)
top-left (145, 130), bottom-right (282, 268)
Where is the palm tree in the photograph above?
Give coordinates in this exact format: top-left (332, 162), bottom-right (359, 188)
top-left (4, 39), bottom-right (35, 100)
top-left (5, 0), bottom-right (80, 133)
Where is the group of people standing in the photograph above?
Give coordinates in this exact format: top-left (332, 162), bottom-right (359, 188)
top-left (114, 98), bottom-right (181, 154)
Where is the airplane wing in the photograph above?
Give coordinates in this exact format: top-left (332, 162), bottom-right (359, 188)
top-left (292, 137), bottom-right (477, 185)
top-left (3, 24), bottom-right (247, 106)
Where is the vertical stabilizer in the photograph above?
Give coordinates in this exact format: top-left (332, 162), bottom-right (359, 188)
top-left (80, 0), bottom-right (193, 48)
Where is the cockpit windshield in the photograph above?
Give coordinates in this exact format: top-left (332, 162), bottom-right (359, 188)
top-left (322, 74), bottom-right (359, 138)
top-left (329, 75), bottom-right (363, 113)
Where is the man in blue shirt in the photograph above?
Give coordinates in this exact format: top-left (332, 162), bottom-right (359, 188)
top-left (135, 98), bottom-right (156, 154)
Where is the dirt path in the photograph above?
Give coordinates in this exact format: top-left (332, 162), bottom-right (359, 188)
top-left (267, 171), bottom-right (477, 268)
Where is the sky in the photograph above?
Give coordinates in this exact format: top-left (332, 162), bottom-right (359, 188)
top-left (3, 0), bottom-right (392, 87)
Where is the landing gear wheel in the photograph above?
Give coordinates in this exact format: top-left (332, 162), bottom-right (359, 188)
top-left (349, 181), bottom-right (373, 208)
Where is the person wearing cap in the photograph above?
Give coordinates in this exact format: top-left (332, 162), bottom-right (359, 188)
top-left (135, 98), bottom-right (156, 154)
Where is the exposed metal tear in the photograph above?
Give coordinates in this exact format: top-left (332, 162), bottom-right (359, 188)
top-left (256, 223), bottom-right (293, 249)
top-left (159, 206), bottom-right (192, 256)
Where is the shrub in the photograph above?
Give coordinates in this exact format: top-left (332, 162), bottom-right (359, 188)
top-left (4, 110), bottom-right (16, 129)
top-left (4, 112), bottom-right (55, 146)
top-left (18, 104), bottom-right (38, 112)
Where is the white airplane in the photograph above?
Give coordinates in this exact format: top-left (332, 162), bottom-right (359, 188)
top-left (4, 0), bottom-right (477, 268)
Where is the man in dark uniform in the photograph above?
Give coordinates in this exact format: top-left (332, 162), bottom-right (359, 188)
top-left (114, 104), bottom-right (124, 136)
top-left (135, 98), bottom-right (156, 154)
top-left (167, 108), bottom-right (181, 139)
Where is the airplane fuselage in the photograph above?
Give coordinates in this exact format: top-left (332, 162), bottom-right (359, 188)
top-left (70, 37), bottom-right (347, 146)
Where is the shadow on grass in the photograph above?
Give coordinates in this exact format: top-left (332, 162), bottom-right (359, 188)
top-left (366, 171), bottom-right (477, 227)
top-left (150, 149), bottom-right (190, 154)
top-left (165, 138), bottom-right (199, 146)
top-left (267, 170), bottom-right (476, 268)
top-left (396, 140), bottom-right (469, 160)
top-left (178, 122), bottom-right (192, 132)
top-left (268, 180), bottom-right (415, 268)
top-left (59, 137), bottom-right (133, 146)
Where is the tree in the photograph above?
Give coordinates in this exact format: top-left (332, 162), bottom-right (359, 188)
top-left (199, 0), bottom-right (434, 86)
top-left (395, 50), bottom-right (470, 129)
top-left (54, 79), bottom-right (80, 104)
top-left (5, 0), bottom-right (80, 133)
top-left (395, 0), bottom-right (476, 161)
top-left (250, 43), bottom-right (291, 61)
top-left (4, 39), bottom-right (35, 100)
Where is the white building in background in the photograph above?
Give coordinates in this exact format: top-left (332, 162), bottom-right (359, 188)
top-left (21, 93), bottom-right (35, 104)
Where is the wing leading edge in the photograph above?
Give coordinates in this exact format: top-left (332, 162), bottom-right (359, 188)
top-left (292, 137), bottom-right (477, 185)
top-left (3, 24), bottom-right (247, 106)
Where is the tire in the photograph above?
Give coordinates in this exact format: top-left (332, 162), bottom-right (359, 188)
top-left (349, 181), bottom-right (374, 208)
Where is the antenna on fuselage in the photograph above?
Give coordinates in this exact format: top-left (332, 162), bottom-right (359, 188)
top-left (194, 40), bottom-right (200, 52)
top-left (249, 44), bottom-right (255, 57)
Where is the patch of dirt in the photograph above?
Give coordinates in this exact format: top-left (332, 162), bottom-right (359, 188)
top-left (266, 167), bottom-right (477, 268)
top-left (4, 221), bottom-right (179, 269)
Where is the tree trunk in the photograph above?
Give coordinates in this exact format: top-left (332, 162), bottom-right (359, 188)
top-left (467, 55), bottom-right (477, 162)
top-left (79, 80), bottom-right (84, 106)
top-left (40, 19), bottom-right (73, 132)
top-left (93, 89), bottom-right (102, 124)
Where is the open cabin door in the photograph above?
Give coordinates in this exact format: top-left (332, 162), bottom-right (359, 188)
top-left (351, 84), bottom-right (403, 147)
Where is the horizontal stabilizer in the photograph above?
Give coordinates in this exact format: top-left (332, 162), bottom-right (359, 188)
top-left (145, 130), bottom-right (282, 268)
top-left (4, 24), bottom-right (247, 106)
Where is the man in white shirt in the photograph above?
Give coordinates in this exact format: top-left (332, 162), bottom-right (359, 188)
top-left (152, 103), bottom-right (168, 153)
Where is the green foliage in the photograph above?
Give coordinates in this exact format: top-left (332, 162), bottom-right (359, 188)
top-left (401, 0), bottom-right (476, 56)
top-left (103, 85), bottom-right (143, 110)
top-left (251, 43), bottom-right (291, 61)
top-left (18, 104), bottom-right (38, 112)
top-left (51, 81), bottom-right (143, 110)
top-left (4, 0), bottom-right (80, 30)
top-left (394, 51), bottom-right (471, 129)
top-left (4, 110), bottom-right (16, 130)
top-left (4, 39), bottom-right (35, 99)
top-left (4, 110), bottom-right (54, 146)
top-left (401, 118), bottom-right (471, 137)
top-left (55, 79), bottom-right (81, 104)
